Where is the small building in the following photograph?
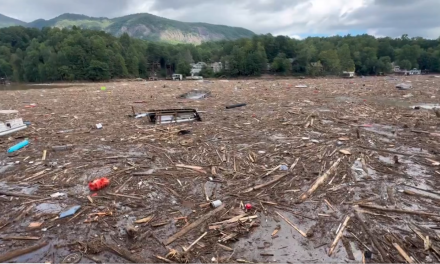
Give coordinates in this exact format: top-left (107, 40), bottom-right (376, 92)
top-left (309, 61), bottom-right (324, 74)
top-left (409, 68), bottom-right (421, 75)
top-left (393, 65), bottom-right (421, 75)
top-left (190, 62), bottom-right (207, 76)
top-left (342, 71), bottom-right (355, 78)
top-left (210, 62), bottom-right (223, 73)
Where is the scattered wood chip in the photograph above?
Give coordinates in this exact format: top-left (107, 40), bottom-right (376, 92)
top-left (151, 221), bottom-right (169, 227)
top-left (339, 149), bottom-right (351, 155)
top-left (135, 215), bottom-right (154, 224)
top-left (426, 158), bottom-right (440, 166)
top-left (217, 243), bottom-right (233, 251)
top-left (271, 225), bottom-right (281, 237)
top-left (28, 222), bottom-right (43, 228)
top-left (176, 164), bottom-right (207, 174)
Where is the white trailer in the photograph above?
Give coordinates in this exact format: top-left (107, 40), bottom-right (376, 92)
top-left (172, 74), bottom-right (183, 81)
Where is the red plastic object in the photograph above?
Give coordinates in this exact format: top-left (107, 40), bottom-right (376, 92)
top-left (245, 203), bottom-right (252, 210)
top-left (89, 177), bottom-right (110, 191)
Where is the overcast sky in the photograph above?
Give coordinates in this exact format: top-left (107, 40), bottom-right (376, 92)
top-left (1, 0), bottom-right (440, 39)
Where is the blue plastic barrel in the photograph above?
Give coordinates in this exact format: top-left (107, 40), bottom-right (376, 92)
top-left (7, 139), bottom-right (29, 153)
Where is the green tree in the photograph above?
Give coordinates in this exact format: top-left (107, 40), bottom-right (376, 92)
top-left (108, 53), bottom-right (128, 78)
top-left (359, 47), bottom-right (378, 75)
top-left (227, 46), bottom-right (246, 76)
top-left (22, 39), bottom-right (41, 82)
top-left (319, 50), bottom-right (341, 74)
top-left (338, 44), bottom-right (355, 71)
top-left (294, 43), bottom-right (317, 73)
top-left (125, 46), bottom-right (139, 76)
top-left (306, 61), bottom-right (323, 76)
top-left (399, 59), bottom-right (412, 70)
top-left (200, 65), bottom-right (214, 77)
top-left (0, 59), bottom-right (12, 78)
top-left (176, 60), bottom-right (191, 76)
top-left (397, 44), bottom-right (421, 69)
top-left (376, 56), bottom-right (392, 74)
top-left (271, 53), bottom-right (291, 74)
top-left (86, 60), bottom-right (110, 81)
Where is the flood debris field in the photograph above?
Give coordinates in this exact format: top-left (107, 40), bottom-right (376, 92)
top-left (1, 76), bottom-right (440, 263)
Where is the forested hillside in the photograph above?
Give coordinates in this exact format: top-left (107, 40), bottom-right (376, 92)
top-left (0, 13), bottom-right (255, 44)
top-left (0, 26), bottom-right (439, 82)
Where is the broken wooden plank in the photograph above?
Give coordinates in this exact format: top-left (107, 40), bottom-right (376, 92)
top-left (22, 169), bottom-right (49, 181)
top-left (298, 158), bottom-right (341, 202)
top-left (393, 242), bottom-right (414, 263)
top-left (183, 232), bottom-right (207, 252)
top-left (341, 238), bottom-right (355, 260)
top-left (106, 192), bottom-right (142, 200)
top-left (275, 211), bottom-right (307, 238)
top-left (155, 255), bottom-right (172, 263)
top-left (0, 191), bottom-right (42, 199)
top-left (210, 214), bottom-right (248, 226)
top-left (217, 243), bottom-right (233, 251)
top-left (105, 243), bottom-right (146, 263)
top-left (151, 221), bottom-right (169, 227)
top-left (1, 236), bottom-right (40, 240)
top-left (261, 165), bottom-right (281, 178)
top-left (135, 215), bottom-right (154, 224)
top-left (328, 216), bottom-right (350, 256)
top-left (0, 241), bottom-right (48, 262)
top-left (175, 164), bottom-right (207, 174)
top-left (242, 173), bottom-right (290, 193)
top-left (243, 158), bottom-right (299, 193)
top-left (403, 189), bottom-right (440, 203)
top-left (354, 211), bottom-right (389, 262)
top-left (358, 204), bottom-right (440, 217)
top-left (165, 204), bottom-right (225, 245)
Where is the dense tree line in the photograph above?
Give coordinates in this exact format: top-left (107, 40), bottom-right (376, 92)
top-left (0, 26), bottom-right (440, 82)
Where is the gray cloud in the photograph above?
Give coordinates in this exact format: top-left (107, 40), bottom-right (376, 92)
top-left (0, 0), bottom-right (131, 21)
top-left (150, 0), bottom-right (300, 13)
top-left (1, 0), bottom-right (440, 38)
top-left (340, 0), bottom-right (440, 38)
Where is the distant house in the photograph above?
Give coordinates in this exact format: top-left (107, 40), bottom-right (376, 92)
top-left (190, 61), bottom-right (223, 75)
top-left (310, 61), bottom-right (323, 70)
top-left (210, 62), bottom-right (223, 73)
top-left (310, 62), bottom-right (322, 68)
top-left (393, 65), bottom-right (421, 75)
top-left (190, 62), bottom-right (207, 76)
top-left (409, 68), bottom-right (422, 75)
top-left (342, 71), bottom-right (355, 78)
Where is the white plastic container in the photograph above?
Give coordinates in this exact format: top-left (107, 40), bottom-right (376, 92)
top-left (210, 200), bottom-right (222, 208)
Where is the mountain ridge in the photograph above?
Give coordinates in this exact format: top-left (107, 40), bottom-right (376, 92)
top-left (0, 12), bottom-right (255, 44)
top-left (0, 13), bottom-right (26, 28)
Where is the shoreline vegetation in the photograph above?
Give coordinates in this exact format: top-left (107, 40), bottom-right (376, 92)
top-left (0, 26), bottom-right (439, 83)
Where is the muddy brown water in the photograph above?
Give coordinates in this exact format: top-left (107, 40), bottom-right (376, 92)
top-left (1, 83), bottom-right (85, 90)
